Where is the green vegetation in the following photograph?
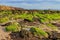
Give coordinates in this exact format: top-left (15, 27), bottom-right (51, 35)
top-left (19, 13), bottom-right (33, 21)
top-left (0, 10), bottom-right (60, 23)
top-left (0, 10), bottom-right (60, 38)
top-left (33, 13), bottom-right (60, 23)
top-left (5, 22), bottom-right (20, 32)
top-left (30, 27), bottom-right (48, 38)
top-left (46, 23), bottom-right (58, 31)
top-left (0, 17), bottom-right (9, 23)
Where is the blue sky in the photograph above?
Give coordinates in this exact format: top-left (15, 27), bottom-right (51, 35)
top-left (0, 0), bottom-right (60, 9)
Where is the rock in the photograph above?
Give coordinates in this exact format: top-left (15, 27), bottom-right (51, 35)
top-left (0, 26), bottom-right (11, 40)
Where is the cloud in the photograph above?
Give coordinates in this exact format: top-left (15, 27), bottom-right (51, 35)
top-left (0, 0), bottom-right (60, 2)
top-left (16, 2), bottom-right (60, 9)
top-left (0, 0), bottom-right (60, 9)
top-left (46, 0), bottom-right (60, 2)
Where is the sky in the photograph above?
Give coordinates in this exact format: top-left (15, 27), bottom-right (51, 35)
top-left (0, 0), bottom-right (60, 9)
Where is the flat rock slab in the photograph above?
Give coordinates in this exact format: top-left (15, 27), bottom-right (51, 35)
top-left (0, 26), bottom-right (11, 40)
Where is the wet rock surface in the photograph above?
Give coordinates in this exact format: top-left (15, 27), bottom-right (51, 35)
top-left (0, 23), bottom-right (60, 40)
top-left (9, 30), bottom-right (60, 40)
top-left (0, 19), bottom-right (60, 40)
